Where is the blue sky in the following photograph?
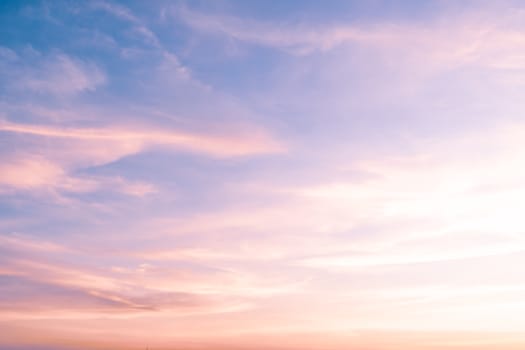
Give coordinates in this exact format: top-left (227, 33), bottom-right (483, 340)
top-left (2, 1), bottom-right (525, 349)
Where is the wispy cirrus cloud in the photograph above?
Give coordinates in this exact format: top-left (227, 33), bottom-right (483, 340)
top-left (175, 3), bottom-right (525, 72)
top-left (173, 4), bottom-right (381, 55)
top-left (90, 0), bottom-right (161, 48)
top-left (2, 52), bottom-right (106, 96)
top-left (0, 233), bottom-right (270, 319)
top-left (0, 155), bottom-right (155, 196)
top-left (0, 119), bottom-right (282, 194)
top-left (0, 121), bottom-right (283, 157)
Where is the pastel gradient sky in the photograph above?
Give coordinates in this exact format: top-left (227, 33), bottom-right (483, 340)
top-left (2, 1), bottom-right (525, 349)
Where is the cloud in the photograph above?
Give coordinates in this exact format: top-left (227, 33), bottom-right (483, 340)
top-left (0, 270), bottom-right (248, 318)
top-left (283, 122), bottom-right (525, 268)
top-left (91, 1), bottom-right (161, 48)
top-left (175, 3), bottom-right (525, 73)
top-left (8, 52), bottom-right (106, 96)
top-left (0, 234), bottom-right (257, 319)
top-left (0, 121), bottom-right (283, 157)
top-left (91, 1), bottom-right (138, 23)
top-left (108, 177), bottom-right (157, 196)
top-left (0, 157), bottom-right (156, 196)
top-left (0, 157), bottom-right (65, 190)
top-left (174, 5), bottom-right (380, 55)
top-left (0, 154), bottom-right (148, 195)
top-left (0, 121), bottom-right (283, 194)
top-left (0, 46), bottom-right (18, 61)
top-left (119, 120), bottom-right (525, 275)
top-left (0, 234), bottom-right (69, 254)
top-left (297, 241), bottom-right (525, 269)
top-left (0, 275), bottom-right (152, 312)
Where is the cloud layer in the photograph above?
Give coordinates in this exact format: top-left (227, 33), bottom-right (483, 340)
top-left (2, 1), bottom-right (525, 350)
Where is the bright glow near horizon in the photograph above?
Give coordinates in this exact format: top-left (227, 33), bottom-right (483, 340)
top-left (1, 1), bottom-right (525, 350)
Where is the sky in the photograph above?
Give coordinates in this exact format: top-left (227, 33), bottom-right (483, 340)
top-left (1, 0), bottom-right (525, 349)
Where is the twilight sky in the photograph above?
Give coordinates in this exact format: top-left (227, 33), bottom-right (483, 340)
top-left (2, 1), bottom-right (525, 349)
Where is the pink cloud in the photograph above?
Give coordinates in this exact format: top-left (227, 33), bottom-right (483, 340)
top-left (176, 4), bottom-right (525, 73)
top-left (0, 121), bottom-right (283, 194)
top-left (0, 156), bottom-right (64, 190)
top-left (0, 120), bottom-right (284, 158)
